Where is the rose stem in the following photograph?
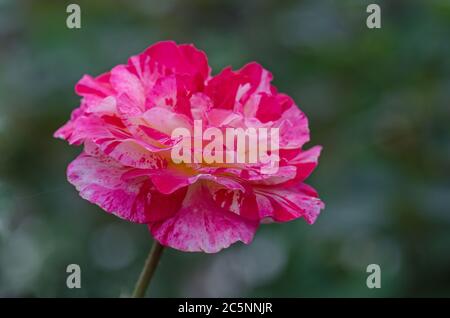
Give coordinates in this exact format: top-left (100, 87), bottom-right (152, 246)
top-left (132, 240), bottom-right (164, 298)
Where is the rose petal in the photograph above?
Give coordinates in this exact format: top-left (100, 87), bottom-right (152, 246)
top-left (254, 182), bottom-right (324, 224)
top-left (67, 151), bottom-right (185, 223)
top-left (149, 183), bottom-right (258, 253)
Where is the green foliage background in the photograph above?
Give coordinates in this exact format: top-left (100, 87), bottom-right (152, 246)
top-left (0, 0), bottom-right (449, 297)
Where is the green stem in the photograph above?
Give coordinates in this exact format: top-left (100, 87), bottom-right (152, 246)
top-left (132, 240), bottom-right (164, 298)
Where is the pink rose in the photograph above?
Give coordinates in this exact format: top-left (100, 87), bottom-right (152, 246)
top-left (54, 41), bottom-right (324, 253)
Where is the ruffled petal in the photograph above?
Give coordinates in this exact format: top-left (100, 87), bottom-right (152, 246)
top-left (254, 182), bottom-right (324, 224)
top-left (126, 41), bottom-right (209, 92)
top-left (110, 65), bottom-right (146, 110)
top-left (288, 145), bottom-right (322, 183)
top-left (149, 183), bottom-right (258, 253)
top-left (67, 151), bottom-right (186, 223)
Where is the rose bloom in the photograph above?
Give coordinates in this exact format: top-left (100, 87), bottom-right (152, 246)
top-left (54, 41), bottom-right (324, 253)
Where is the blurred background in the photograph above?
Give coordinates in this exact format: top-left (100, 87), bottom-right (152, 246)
top-left (1, 0), bottom-right (450, 297)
